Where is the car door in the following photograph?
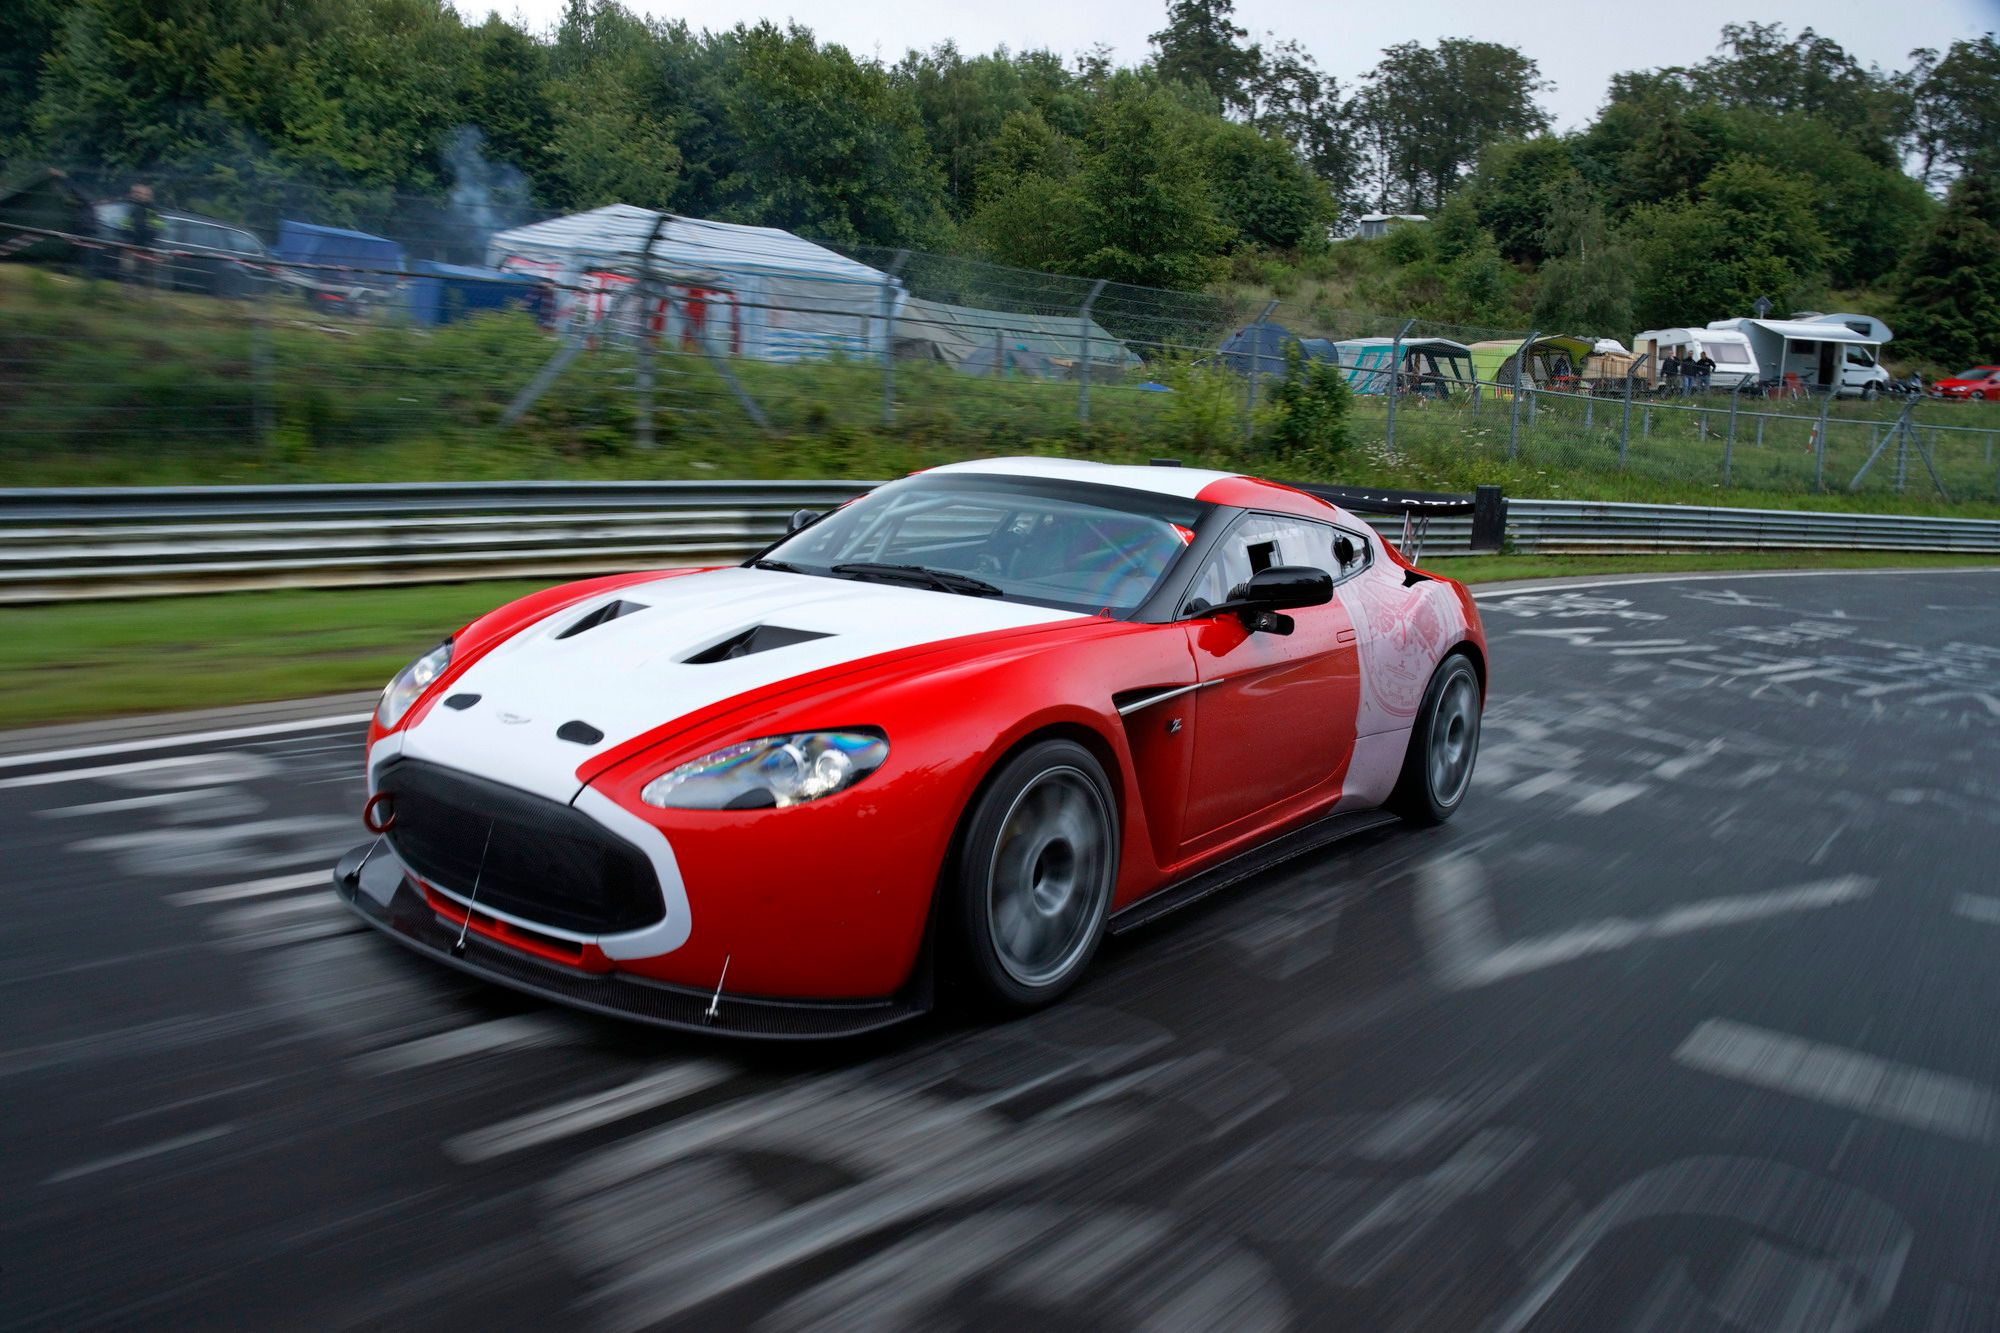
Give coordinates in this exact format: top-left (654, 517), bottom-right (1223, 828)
top-left (1176, 512), bottom-right (1363, 852)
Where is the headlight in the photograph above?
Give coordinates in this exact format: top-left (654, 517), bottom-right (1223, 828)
top-left (377, 640), bottom-right (452, 729)
top-left (640, 731), bottom-right (888, 810)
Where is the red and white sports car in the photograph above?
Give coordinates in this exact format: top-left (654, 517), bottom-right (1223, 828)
top-left (334, 458), bottom-right (1487, 1037)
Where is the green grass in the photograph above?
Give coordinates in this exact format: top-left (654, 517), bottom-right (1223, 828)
top-left (4, 551), bottom-right (1995, 730)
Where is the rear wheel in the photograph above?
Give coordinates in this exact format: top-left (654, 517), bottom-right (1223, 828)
top-left (1387, 653), bottom-right (1482, 825)
top-left (949, 740), bottom-right (1117, 1012)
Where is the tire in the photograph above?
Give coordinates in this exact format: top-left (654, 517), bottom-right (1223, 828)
top-left (1861, 384), bottom-right (1879, 402)
top-left (1386, 653), bottom-right (1482, 825)
top-left (948, 739), bottom-right (1118, 1012)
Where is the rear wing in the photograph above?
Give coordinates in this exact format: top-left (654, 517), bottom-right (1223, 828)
top-left (1294, 484), bottom-right (1505, 561)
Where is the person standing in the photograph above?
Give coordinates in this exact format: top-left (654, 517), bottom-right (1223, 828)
top-left (121, 182), bottom-right (158, 286)
top-left (1661, 350), bottom-right (1681, 396)
top-left (1696, 349), bottom-right (1716, 392)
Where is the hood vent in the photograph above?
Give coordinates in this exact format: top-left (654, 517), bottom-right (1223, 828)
top-left (684, 624), bottom-right (831, 664)
top-left (557, 599), bottom-right (647, 640)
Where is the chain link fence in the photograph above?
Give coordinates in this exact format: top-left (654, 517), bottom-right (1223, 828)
top-left (4, 168), bottom-right (1998, 501)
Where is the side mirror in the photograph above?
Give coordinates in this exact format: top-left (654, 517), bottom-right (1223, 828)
top-left (1215, 564), bottom-right (1334, 634)
top-left (787, 508), bottom-right (824, 535)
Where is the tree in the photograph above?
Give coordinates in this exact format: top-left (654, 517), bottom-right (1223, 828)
top-left (1149, 0), bottom-right (1258, 115)
top-left (1467, 136), bottom-right (1584, 264)
top-left (1626, 158), bottom-right (1839, 330)
top-left (1356, 39), bottom-right (1551, 212)
top-left (1204, 119), bottom-right (1329, 251)
top-left (1893, 172), bottom-right (2000, 367)
top-left (1244, 38), bottom-right (1359, 221)
top-left (546, 0), bottom-right (682, 210)
top-left (1910, 36), bottom-right (2000, 185)
top-left (1532, 180), bottom-right (1633, 335)
top-left (1687, 21), bottom-right (1910, 161)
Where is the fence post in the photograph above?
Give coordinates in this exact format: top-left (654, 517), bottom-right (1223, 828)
top-left (631, 213), bottom-right (673, 451)
top-left (1583, 390), bottom-right (1593, 431)
top-left (1385, 317), bottom-right (1415, 454)
top-left (1723, 382), bottom-right (1742, 486)
top-left (1244, 299), bottom-right (1279, 442)
top-left (1987, 432), bottom-right (1994, 465)
top-left (249, 294), bottom-right (273, 449)
top-left (1756, 414), bottom-right (1765, 449)
top-left (1077, 277), bottom-right (1106, 423)
top-left (880, 249), bottom-right (910, 428)
top-left (1506, 329), bottom-right (1539, 462)
top-left (1619, 351), bottom-right (1649, 466)
top-left (1812, 388), bottom-right (1835, 490)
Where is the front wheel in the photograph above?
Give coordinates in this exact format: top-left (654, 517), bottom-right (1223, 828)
top-left (949, 740), bottom-right (1118, 1012)
top-left (1387, 653), bottom-right (1482, 825)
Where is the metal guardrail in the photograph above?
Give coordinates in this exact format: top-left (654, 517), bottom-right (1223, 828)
top-left (1, 481), bottom-right (1996, 603)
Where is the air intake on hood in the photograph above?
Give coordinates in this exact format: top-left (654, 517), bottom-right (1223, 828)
top-left (557, 600), bottom-right (647, 639)
top-left (684, 624), bottom-right (831, 664)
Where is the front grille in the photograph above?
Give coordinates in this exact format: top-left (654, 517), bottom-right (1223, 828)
top-left (376, 759), bottom-right (664, 934)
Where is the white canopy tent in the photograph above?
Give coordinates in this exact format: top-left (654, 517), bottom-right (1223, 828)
top-left (486, 205), bottom-right (904, 362)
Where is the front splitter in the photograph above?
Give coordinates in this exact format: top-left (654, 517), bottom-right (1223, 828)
top-left (331, 842), bottom-right (928, 1041)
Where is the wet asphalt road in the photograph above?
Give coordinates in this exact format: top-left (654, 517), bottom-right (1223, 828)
top-left (4, 568), bottom-right (2000, 1331)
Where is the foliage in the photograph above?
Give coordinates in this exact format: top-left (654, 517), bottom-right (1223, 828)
top-left (1354, 39), bottom-right (1551, 213)
top-left (1626, 158), bottom-right (1839, 330)
top-left (1531, 181), bottom-right (1633, 335)
top-left (1910, 37), bottom-right (2000, 185)
top-left (1893, 172), bottom-right (2000, 367)
top-left (1148, 0), bottom-right (1258, 115)
top-left (1261, 339), bottom-right (1353, 461)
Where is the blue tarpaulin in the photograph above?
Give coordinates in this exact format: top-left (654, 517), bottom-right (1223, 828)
top-left (403, 260), bottom-right (539, 325)
top-left (274, 220), bottom-right (404, 281)
top-left (1216, 323), bottom-right (1341, 378)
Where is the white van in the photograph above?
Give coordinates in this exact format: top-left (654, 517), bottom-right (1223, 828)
top-left (1707, 317), bottom-right (1890, 398)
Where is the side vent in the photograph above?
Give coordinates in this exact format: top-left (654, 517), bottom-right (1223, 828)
top-left (684, 625), bottom-right (831, 664)
top-left (1402, 569), bottom-right (1432, 587)
top-left (443, 693), bottom-right (481, 711)
top-left (557, 600), bottom-right (647, 639)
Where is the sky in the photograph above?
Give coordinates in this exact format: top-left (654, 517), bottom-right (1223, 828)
top-left (466, 0), bottom-right (1997, 130)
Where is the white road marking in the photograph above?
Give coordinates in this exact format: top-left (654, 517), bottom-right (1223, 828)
top-left (348, 1015), bottom-right (570, 1076)
top-left (43, 1124), bottom-right (236, 1185)
top-left (446, 1062), bottom-right (737, 1164)
top-left (36, 787), bottom-right (223, 818)
top-left (168, 871), bottom-right (328, 906)
top-left (1472, 566), bottom-right (2000, 601)
top-left (1417, 861), bottom-right (1873, 990)
top-left (0, 713), bottom-right (369, 775)
top-left (0, 753), bottom-right (225, 790)
top-left (1953, 894), bottom-right (2000, 926)
top-left (1675, 1019), bottom-right (1998, 1143)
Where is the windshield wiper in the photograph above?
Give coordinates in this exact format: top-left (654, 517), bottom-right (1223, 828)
top-left (830, 562), bottom-right (1004, 597)
top-left (748, 558), bottom-right (810, 574)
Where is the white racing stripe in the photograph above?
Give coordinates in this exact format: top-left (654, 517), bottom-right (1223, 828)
top-left (168, 871), bottom-right (329, 906)
top-left (1675, 1018), bottom-right (1998, 1143)
top-left (445, 1062), bottom-right (737, 1164)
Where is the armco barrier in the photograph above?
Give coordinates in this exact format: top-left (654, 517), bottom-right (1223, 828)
top-left (1, 482), bottom-right (1996, 603)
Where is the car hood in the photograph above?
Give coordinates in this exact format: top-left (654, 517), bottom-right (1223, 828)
top-left (396, 566), bottom-right (1083, 802)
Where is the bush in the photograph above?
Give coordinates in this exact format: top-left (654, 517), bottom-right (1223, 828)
top-left (1261, 340), bottom-right (1354, 462)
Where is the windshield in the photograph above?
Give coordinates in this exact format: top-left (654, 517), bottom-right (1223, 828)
top-left (757, 474), bottom-right (1206, 616)
top-left (1955, 367), bottom-right (1995, 381)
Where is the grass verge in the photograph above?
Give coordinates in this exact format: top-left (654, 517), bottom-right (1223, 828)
top-left (4, 551), bottom-right (1996, 730)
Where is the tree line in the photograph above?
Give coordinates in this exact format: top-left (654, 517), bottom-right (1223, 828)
top-left (2, 0), bottom-right (1997, 362)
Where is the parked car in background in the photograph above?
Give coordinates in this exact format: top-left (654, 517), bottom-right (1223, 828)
top-left (92, 201), bottom-right (273, 298)
top-left (1931, 367), bottom-right (2000, 401)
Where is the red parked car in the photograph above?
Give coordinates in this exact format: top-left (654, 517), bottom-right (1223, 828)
top-left (1931, 366), bottom-right (2000, 401)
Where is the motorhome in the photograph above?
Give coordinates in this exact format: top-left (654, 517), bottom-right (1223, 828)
top-left (1631, 328), bottom-right (1758, 391)
top-left (1705, 317), bottom-right (1891, 398)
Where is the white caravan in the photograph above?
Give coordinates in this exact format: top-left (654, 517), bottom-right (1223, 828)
top-left (1631, 327), bottom-right (1758, 390)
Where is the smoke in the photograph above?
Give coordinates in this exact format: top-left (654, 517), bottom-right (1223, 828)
top-left (444, 127), bottom-right (536, 259)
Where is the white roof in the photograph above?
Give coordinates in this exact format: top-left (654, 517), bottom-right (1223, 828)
top-left (1711, 318), bottom-right (1877, 345)
top-left (1804, 312), bottom-right (1894, 343)
top-left (1635, 327), bottom-right (1750, 345)
top-left (928, 456), bottom-right (1239, 500)
top-left (1358, 212), bottom-right (1429, 223)
top-left (487, 204), bottom-right (892, 287)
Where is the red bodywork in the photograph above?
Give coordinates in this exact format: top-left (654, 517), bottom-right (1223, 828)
top-left (364, 474), bottom-right (1487, 1001)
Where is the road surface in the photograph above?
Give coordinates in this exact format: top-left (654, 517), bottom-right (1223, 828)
top-left (4, 569), bottom-right (1999, 1330)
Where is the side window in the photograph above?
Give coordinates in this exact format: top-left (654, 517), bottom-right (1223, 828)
top-left (1183, 515), bottom-right (1354, 615)
top-left (1332, 526), bottom-right (1373, 579)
